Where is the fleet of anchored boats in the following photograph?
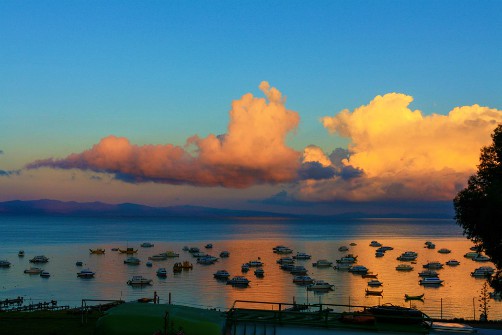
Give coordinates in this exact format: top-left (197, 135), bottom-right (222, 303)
top-left (2, 239), bottom-right (496, 299)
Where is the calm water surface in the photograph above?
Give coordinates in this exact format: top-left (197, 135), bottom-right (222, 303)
top-left (0, 216), bottom-right (500, 320)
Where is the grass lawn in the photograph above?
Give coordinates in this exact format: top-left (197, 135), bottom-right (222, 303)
top-left (0, 310), bottom-right (102, 335)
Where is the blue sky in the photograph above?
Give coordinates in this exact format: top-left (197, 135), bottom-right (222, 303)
top-left (1, 1), bottom-right (501, 215)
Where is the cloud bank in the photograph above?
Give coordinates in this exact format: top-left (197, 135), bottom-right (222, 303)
top-left (295, 93), bottom-right (502, 202)
top-left (27, 82), bottom-right (301, 188)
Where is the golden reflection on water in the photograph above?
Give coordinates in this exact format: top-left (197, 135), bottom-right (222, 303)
top-left (1, 237), bottom-right (500, 320)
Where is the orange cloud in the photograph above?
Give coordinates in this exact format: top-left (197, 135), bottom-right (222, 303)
top-left (296, 93), bottom-right (502, 201)
top-left (27, 82), bottom-right (301, 188)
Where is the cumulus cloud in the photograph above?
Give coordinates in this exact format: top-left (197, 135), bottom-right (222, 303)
top-left (298, 93), bottom-right (502, 201)
top-left (26, 82), bottom-right (301, 188)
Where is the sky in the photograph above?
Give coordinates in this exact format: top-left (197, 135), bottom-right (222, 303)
top-left (1, 1), bottom-right (501, 216)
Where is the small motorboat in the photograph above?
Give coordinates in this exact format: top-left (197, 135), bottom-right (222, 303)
top-left (77, 269), bottom-right (95, 278)
top-left (188, 247), bottom-right (200, 253)
top-left (219, 251), bottom-right (230, 258)
top-left (334, 263), bottom-right (352, 270)
top-left (464, 251), bottom-right (479, 258)
top-left (89, 248), bottom-right (105, 254)
top-left (24, 267), bottom-right (43, 274)
top-left (241, 263), bottom-right (250, 272)
top-left (396, 264), bottom-right (414, 271)
top-left (365, 289), bottom-right (383, 296)
top-left (369, 241), bottom-right (382, 247)
top-left (29, 255), bottom-right (49, 263)
top-left (140, 242), bottom-right (154, 248)
top-left (446, 259), bottom-right (460, 266)
top-left (18, 250), bottom-right (25, 257)
top-left (280, 263), bottom-right (295, 271)
top-left (149, 253), bottom-right (168, 261)
top-left (40, 271), bottom-right (51, 278)
top-left (336, 254), bottom-right (358, 264)
top-left (292, 275), bottom-right (314, 285)
top-left (349, 242), bottom-right (357, 246)
top-left (213, 270), bottom-right (230, 279)
top-left (146, 261), bottom-right (153, 267)
top-left (473, 254), bottom-right (491, 262)
top-left (313, 259), bottom-right (333, 267)
top-left (182, 246), bottom-right (189, 251)
top-left (338, 246), bottom-right (349, 251)
top-left (367, 279), bottom-right (383, 287)
top-left (419, 277), bottom-right (444, 286)
top-left (165, 251), bottom-right (179, 258)
top-left (349, 265), bottom-right (369, 274)
top-left (307, 280), bottom-right (334, 291)
top-left (276, 257), bottom-right (294, 264)
top-left (197, 256), bottom-right (218, 265)
top-left (205, 243), bottom-right (213, 249)
top-left (375, 251), bottom-right (384, 257)
top-left (405, 293), bottom-right (425, 301)
top-left (289, 266), bottom-right (308, 275)
top-left (0, 260), bottom-right (11, 267)
top-left (418, 270), bottom-right (438, 278)
top-left (119, 248), bottom-right (138, 254)
top-left (293, 252), bottom-right (311, 260)
top-left (423, 261), bottom-right (443, 269)
top-left (227, 276), bottom-right (250, 287)
top-left (471, 266), bottom-right (495, 278)
top-left (124, 257), bottom-right (141, 265)
top-left (156, 268), bottom-right (167, 278)
top-left (127, 275), bottom-right (153, 286)
top-left (438, 248), bottom-right (451, 254)
top-left (274, 246), bottom-right (293, 254)
top-left (247, 260), bottom-right (263, 267)
top-left (254, 268), bottom-right (264, 277)
top-left (396, 251), bottom-right (418, 261)
top-left (75, 261), bottom-right (83, 266)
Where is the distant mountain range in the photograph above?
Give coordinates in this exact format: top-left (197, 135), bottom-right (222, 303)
top-left (0, 199), bottom-right (294, 218)
top-left (0, 199), bottom-right (454, 219)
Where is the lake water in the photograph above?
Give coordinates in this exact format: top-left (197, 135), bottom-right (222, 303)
top-left (0, 215), bottom-right (500, 320)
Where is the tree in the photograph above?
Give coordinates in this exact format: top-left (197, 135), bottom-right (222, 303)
top-left (454, 124), bottom-right (502, 292)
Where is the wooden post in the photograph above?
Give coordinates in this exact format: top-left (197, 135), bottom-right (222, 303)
top-left (440, 298), bottom-right (443, 320)
top-left (168, 292), bottom-right (171, 305)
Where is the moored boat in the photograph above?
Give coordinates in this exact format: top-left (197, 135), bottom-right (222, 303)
top-left (369, 241), bottom-right (382, 247)
top-left (405, 293), bottom-right (425, 300)
top-left (419, 277), bottom-right (443, 285)
top-left (338, 245), bottom-right (349, 251)
top-left (313, 259), bottom-right (333, 267)
top-left (214, 270), bottom-right (230, 279)
top-left (396, 264), bottom-right (414, 271)
top-left (241, 263), bottom-right (250, 272)
top-left (418, 270), bottom-right (438, 277)
top-left (75, 261), bottom-right (83, 266)
top-left (438, 248), bottom-right (451, 254)
top-left (289, 266), bottom-right (307, 275)
top-left (140, 242), bottom-right (154, 248)
top-left (0, 259), bottom-right (11, 267)
top-left (307, 280), bottom-right (334, 291)
top-left (124, 257), bottom-right (141, 265)
top-left (219, 251), bottom-right (230, 258)
top-left (24, 267), bottom-right (43, 274)
top-left (227, 276), bottom-right (250, 287)
top-left (292, 275), bottom-right (314, 285)
top-left (471, 266), bottom-right (495, 278)
top-left (276, 257), bottom-right (294, 264)
top-left (365, 289), bottom-right (383, 296)
top-left (446, 259), bottom-right (460, 266)
top-left (247, 260), bottom-right (263, 267)
top-left (367, 279), bottom-right (383, 287)
top-left (292, 252), bottom-right (311, 260)
top-left (334, 263), bottom-right (352, 270)
top-left (181, 261), bottom-right (193, 270)
top-left (127, 275), bottom-right (153, 286)
top-left (156, 268), bottom-right (167, 277)
top-left (90, 248), bottom-right (105, 254)
top-left (254, 268), bottom-right (264, 277)
top-left (40, 270), bottom-right (51, 278)
top-left (18, 250), bottom-right (25, 257)
top-left (348, 265), bottom-right (369, 274)
top-left (362, 273), bottom-right (378, 278)
top-left (336, 254), bottom-right (357, 264)
top-left (148, 253), bottom-right (168, 261)
top-left (422, 261), bottom-right (443, 269)
top-left (29, 255), bottom-right (49, 263)
top-left (165, 251), bottom-right (180, 258)
top-left (77, 269), bottom-right (95, 278)
top-left (119, 248), bottom-right (137, 254)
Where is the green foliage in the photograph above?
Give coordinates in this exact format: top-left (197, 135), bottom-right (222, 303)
top-left (454, 124), bottom-right (502, 291)
top-left (478, 282), bottom-right (491, 321)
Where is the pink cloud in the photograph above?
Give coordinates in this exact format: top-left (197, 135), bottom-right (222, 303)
top-left (27, 82), bottom-right (301, 188)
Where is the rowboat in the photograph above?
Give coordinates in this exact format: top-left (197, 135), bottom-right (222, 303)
top-left (405, 294), bottom-right (425, 300)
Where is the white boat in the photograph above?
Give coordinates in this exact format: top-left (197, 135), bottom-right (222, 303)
top-left (348, 265), bottom-right (369, 274)
top-left (127, 275), bottom-right (152, 286)
top-left (292, 275), bottom-right (314, 285)
top-left (293, 252), bottom-right (311, 260)
top-left (124, 257), bottom-right (141, 265)
top-left (40, 271), bottom-right (51, 278)
top-left (396, 264), bottom-right (414, 271)
top-left (423, 262), bottom-right (443, 269)
top-left (156, 268), bottom-right (167, 277)
top-left (289, 266), bottom-right (307, 275)
top-left (254, 268), bottom-right (264, 276)
top-left (313, 259), bottom-right (333, 267)
top-left (219, 251), bottom-right (230, 258)
top-left (438, 248), bottom-right (451, 254)
top-left (276, 257), bottom-right (295, 264)
top-left (307, 280), bottom-right (334, 291)
top-left (471, 266), bottom-right (495, 278)
top-left (141, 242), bottom-right (154, 248)
top-left (334, 263), bottom-right (352, 270)
top-left (148, 253), bottom-right (168, 261)
top-left (419, 277), bottom-right (443, 285)
top-left (369, 241), bottom-right (382, 247)
top-left (29, 255), bottom-right (49, 263)
top-left (213, 270), bottom-right (230, 279)
top-left (338, 246), bottom-right (349, 251)
top-left (446, 259), bottom-right (460, 266)
top-left (247, 260), bottom-right (263, 267)
top-left (0, 260), bottom-right (11, 267)
top-left (367, 279), bottom-right (383, 287)
top-left (24, 267), bottom-right (43, 274)
top-left (418, 270), bottom-right (438, 277)
top-left (77, 269), bottom-right (95, 278)
top-left (227, 276), bottom-right (250, 286)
